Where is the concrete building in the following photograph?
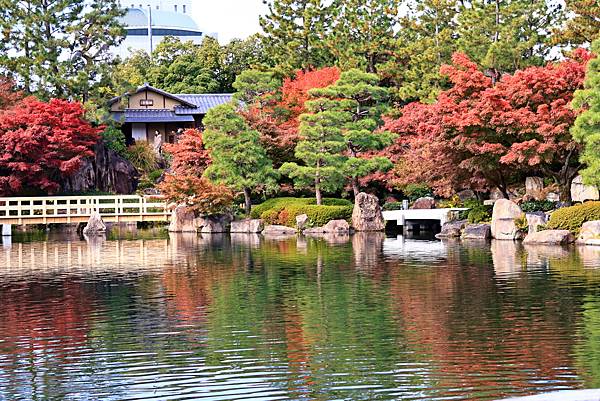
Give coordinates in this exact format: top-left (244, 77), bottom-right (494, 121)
top-left (110, 84), bottom-right (233, 144)
top-left (116, 0), bottom-right (216, 58)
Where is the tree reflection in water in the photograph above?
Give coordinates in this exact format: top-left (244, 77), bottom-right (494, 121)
top-left (0, 233), bottom-right (599, 400)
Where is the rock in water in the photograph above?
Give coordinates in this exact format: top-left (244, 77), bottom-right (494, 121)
top-left (195, 215), bottom-right (232, 234)
top-left (436, 220), bottom-right (467, 238)
top-left (230, 219), bottom-right (264, 233)
top-left (523, 230), bottom-right (575, 245)
top-left (82, 212), bottom-right (106, 235)
top-left (295, 214), bottom-right (309, 230)
top-left (63, 141), bottom-right (139, 194)
top-left (526, 212), bottom-right (548, 234)
top-left (491, 199), bottom-right (524, 240)
top-left (303, 220), bottom-right (350, 234)
top-left (411, 197), bottom-right (436, 209)
top-left (461, 224), bottom-right (491, 240)
top-left (352, 193), bottom-right (385, 232)
top-left (571, 175), bottom-right (600, 203)
top-left (577, 220), bottom-right (600, 245)
top-left (168, 205), bottom-right (198, 233)
top-left (262, 225), bottom-right (297, 235)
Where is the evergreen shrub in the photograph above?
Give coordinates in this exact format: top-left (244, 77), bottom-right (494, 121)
top-left (252, 197), bottom-right (353, 227)
top-left (467, 204), bottom-right (493, 223)
top-left (520, 200), bottom-right (557, 212)
top-left (546, 202), bottom-right (600, 234)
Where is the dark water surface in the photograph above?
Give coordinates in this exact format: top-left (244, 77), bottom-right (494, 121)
top-left (1, 232), bottom-right (600, 401)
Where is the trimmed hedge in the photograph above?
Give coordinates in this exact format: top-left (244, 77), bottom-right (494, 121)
top-left (546, 201), bottom-right (600, 234)
top-left (251, 197), bottom-right (353, 227)
top-left (520, 200), bottom-right (557, 213)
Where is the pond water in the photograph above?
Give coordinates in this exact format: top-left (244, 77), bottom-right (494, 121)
top-left (1, 231), bottom-right (600, 401)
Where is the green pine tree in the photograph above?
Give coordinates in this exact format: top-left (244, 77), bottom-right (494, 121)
top-left (456, 0), bottom-right (562, 80)
top-left (259, 0), bottom-right (335, 71)
top-left (202, 103), bottom-right (278, 216)
top-left (380, 0), bottom-right (458, 102)
top-left (311, 69), bottom-right (396, 197)
top-left (572, 39), bottom-right (600, 187)
top-left (279, 95), bottom-right (348, 205)
top-left (553, 0), bottom-right (600, 47)
top-left (327, 0), bottom-right (401, 73)
top-left (232, 70), bottom-right (280, 107)
top-left (0, 0), bottom-right (125, 101)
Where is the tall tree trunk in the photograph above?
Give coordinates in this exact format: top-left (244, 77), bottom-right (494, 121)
top-left (243, 187), bottom-right (252, 216)
top-left (352, 178), bottom-right (360, 199)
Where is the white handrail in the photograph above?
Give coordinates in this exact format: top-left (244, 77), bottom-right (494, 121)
top-left (0, 195), bottom-right (169, 223)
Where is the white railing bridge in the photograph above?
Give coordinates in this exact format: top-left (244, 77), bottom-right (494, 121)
top-left (0, 195), bottom-right (169, 234)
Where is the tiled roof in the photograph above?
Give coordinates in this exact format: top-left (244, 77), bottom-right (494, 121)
top-left (112, 109), bottom-right (196, 123)
top-left (175, 94), bottom-right (234, 114)
top-left (108, 83), bottom-right (198, 108)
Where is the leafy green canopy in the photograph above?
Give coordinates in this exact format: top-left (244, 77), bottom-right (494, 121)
top-left (281, 69), bottom-right (394, 201)
top-left (573, 39), bottom-right (600, 187)
top-left (0, 0), bottom-right (125, 101)
top-left (111, 35), bottom-right (272, 97)
top-left (202, 103), bottom-right (278, 206)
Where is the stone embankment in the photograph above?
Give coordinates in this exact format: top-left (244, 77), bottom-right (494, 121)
top-left (167, 192), bottom-right (385, 236)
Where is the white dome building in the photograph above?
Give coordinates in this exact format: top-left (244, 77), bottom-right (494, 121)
top-left (116, 0), bottom-right (216, 58)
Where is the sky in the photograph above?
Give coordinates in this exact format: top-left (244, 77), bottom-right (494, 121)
top-left (191, 0), bottom-right (268, 43)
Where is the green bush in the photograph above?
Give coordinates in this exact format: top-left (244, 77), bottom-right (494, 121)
top-left (403, 183), bottom-right (432, 201)
top-left (251, 197), bottom-right (311, 219)
top-left (102, 126), bottom-right (127, 156)
top-left (466, 204), bottom-right (493, 223)
top-left (546, 201), bottom-right (600, 234)
top-left (148, 169), bottom-right (164, 182)
top-left (252, 197), bottom-right (353, 227)
top-left (521, 200), bottom-right (557, 213)
top-left (250, 197), bottom-right (351, 219)
top-left (383, 202), bottom-right (404, 211)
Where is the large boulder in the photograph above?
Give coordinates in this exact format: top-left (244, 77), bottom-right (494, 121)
top-left (230, 219), bottom-right (264, 233)
top-left (523, 230), bottom-right (575, 245)
top-left (525, 177), bottom-right (544, 200)
top-left (262, 225), bottom-right (297, 235)
top-left (82, 212), bottom-right (106, 235)
top-left (411, 197), bottom-right (436, 209)
top-left (461, 223), bottom-right (491, 240)
top-left (195, 214), bottom-right (232, 234)
top-left (577, 220), bottom-right (600, 245)
top-left (526, 212), bottom-right (548, 235)
top-left (296, 214), bottom-right (309, 230)
top-left (168, 205), bottom-right (198, 233)
top-left (304, 219), bottom-right (350, 235)
top-left (436, 220), bottom-right (468, 238)
top-left (352, 192), bottom-right (385, 232)
top-left (63, 141), bottom-right (139, 195)
top-left (491, 199), bottom-right (525, 240)
top-left (571, 175), bottom-right (600, 203)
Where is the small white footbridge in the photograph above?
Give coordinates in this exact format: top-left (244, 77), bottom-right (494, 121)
top-left (382, 207), bottom-right (469, 228)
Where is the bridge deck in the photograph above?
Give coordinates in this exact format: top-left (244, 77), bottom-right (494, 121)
top-left (0, 195), bottom-right (169, 226)
top-left (382, 208), bottom-right (468, 226)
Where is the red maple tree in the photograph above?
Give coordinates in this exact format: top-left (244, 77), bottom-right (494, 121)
top-left (162, 128), bottom-right (211, 175)
top-left (0, 77), bottom-right (23, 110)
top-left (374, 51), bottom-right (590, 200)
top-left (243, 67), bottom-right (341, 166)
top-left (0, 98), bottom-right (100, 195)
